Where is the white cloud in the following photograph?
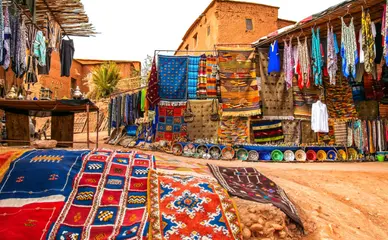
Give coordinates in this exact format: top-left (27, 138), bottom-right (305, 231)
top-left (73, 0), bottom-right (343, 62)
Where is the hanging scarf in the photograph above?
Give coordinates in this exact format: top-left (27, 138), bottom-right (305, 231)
top-left (362, 9), bottom-right (376, 74)
top-left (327, 25), bottom-right (338, 85)
top-left (312, 28), bottom-right (323, 86)
top-left (146, 56), bottom-right (160, 108)
top-left (2, 6), bottom-right (10, 69)
top-left (197, 54), bottom-right (207, 98)
top-left (341, 17), bottom-right (358, 78)
top-left (297, 37), bottom-right (310, 89)
top-left (283, 38), bottom-right (293, 89)
top-left (33, 30), bottom-right (46, 66)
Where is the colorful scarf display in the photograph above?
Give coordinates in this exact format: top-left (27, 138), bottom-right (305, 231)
top-left (206, 55), bottom-right (218, 98)
top-left (251, 120), bottom-right (285, 144)
top-left (48, 150), bottom-right (155, 240)
top-left (188, 56), bottom-right (200, 99)
top-left (311, 28), bottom-right (323, 86)
top-left (155, 101), bottom-right (187, 142)
top-left (361, 9), bottom-right (375, 73)
top-left (218, 47), bottom-right (261, 117)
top-left (219, 116), bottom-right (249, 144)
top-left (147, 56), bottom-right (161, 108)
top-left (208, 164), bottom-right (303, 229)
top-left (197, 54), bottom-right (207, 98)
top-left (186, 100), bottom-right (219, 142)
top-left (283, 38), bottom-right (294, 89)
top-left (158, 55), bottom-right (188, 100)
top-left (147, 169), bottom-right (242, 240)
top-left (0, 149), bottom-right (89, 201)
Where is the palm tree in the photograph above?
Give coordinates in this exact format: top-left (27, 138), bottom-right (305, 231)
top-left (90, 62), bottom-right (121, 100)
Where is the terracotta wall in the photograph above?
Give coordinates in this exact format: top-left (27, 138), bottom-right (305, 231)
top-left (277, 19), bottom-right (296, 29)
top-left (217, 1), bottom-right (279, 45)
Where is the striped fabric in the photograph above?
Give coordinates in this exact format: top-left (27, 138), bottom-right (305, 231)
top-left (251, 120), bottom-right (284, 143)
top-left (197, 54), bottom-right (207, 98)
top-left (206, 56), bottom-right (217, 98)
top-left (334, 122), bottom-right (347, 145)
top-left (188, 56), bottom-right (200, 99)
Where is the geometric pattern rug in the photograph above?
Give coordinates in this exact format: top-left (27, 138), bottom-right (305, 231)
top-left (48, 149), bottom-right (155, 240)
top-left (148, 169), bottom-right (242, 240)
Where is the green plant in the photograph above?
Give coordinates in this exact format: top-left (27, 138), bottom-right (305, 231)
top-left (91, 62), bottom-right (121, 100)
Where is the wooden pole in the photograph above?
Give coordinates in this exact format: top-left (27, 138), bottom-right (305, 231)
top-left (96, 110), bottom-right (99, 148)
top-left (86, 104), bottom-right (90, 149)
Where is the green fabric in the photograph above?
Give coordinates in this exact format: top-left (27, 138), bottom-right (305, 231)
top-left (33, 31), bottom-right (46, 66)
top-left (141, 88), bottom-right (146, 111)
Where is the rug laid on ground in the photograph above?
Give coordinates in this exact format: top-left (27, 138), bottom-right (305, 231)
top-left (0, 149), bottom-right (89, 202)
top-left (158, 55), bottom-right (188, 100)
top-left (155, 158), bottom-right (211, 176)
top-left (0, 201), bottom-right (64, 240)
top-left (217, 47), bottom-right (260, 117)
top-left (208, 164), bottom-right (303, 229)
top-left (0, 148), bottom-right (28, 182)
top-left (155, 101), bottom-right (187, 142)
top-left (48, 150), bottom-right (155, 240)
top-left (148, 169), bottom-right (242, 240)
top-left (186, 99), bottom-right (219, 142)
top-left (251, 120), bottom-right (285, 144)
top-left (219, 116), bottom-right (249, 144)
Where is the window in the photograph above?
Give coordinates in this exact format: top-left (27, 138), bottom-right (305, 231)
top-left (207, 26), bottom-right (211, 36)
top-left (71, 78), bottom-right (77, 90)
top-left (193, 33), bottom-right (198, 47)
top-left (246, 18), bottom-right (253, 31)
top-left (185, 44), bottom-right (189, 51)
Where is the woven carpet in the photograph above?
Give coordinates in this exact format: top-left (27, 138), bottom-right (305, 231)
top-left (356, 101), bottom-right (379, 120)
top-left (186, 100), bottom-right (219, 142)
top-left (334, 121), bottom-right (348, 145)
top-left (208, 164), bottom-right (303, 229)
top-left (251, 120), bottom-right (285, 144)
top-left (158, 55), bottom-right (188, 100)
top-left (48, 150), bottom-right (155, 240)
top-left (0, 149), bottom-right (89, 202)
top-left (148, 169), bottom-right (242, 240)
top-left (292, 76), bottom-right (320, 119)
top-left (188, 56), bottom-right (200, 99)
top-left (0, 148), bottom-right (28, 182)
top-left (301, 121), bottom-right (317, 144)
top-left (206, 55), bottom-right (218, 98)
top-left (156, 101), bottom-right (187, 142)
top-left (198, 54), bottom-right (207, 98)
top-left (259, 52), bottom-right (294, 120)
top-left (282, 120), bottom-right (301, 145)
top-left (219, 116), bottom-right (249, 144)
top-left (217, 47), bottom-right (260, 117)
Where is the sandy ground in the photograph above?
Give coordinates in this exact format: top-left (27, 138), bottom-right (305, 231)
top-left (73, 131), bottom-right (388, 240)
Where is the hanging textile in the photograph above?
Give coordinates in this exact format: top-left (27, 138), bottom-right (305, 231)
top-left (297, 37), bottom-right (311, 89)
top-left (1, 5), bottom-right (10, 69)
top-left (219, 116), bottom-right (249, 144)
top-left (187, 56), bottom-right (200, 99)
top-left (283, 38), bottom-right (293, 89)
top-left (334, 121), bottom-right (347, 145)
top-left (282, 120), bottom-right (301, 145)
top-left (217, 47), bottom-right (260, 117)
top-left (268, 40), bottom-right (280, 73)
top-left (361, 9), bottom-right (376, 74)
top-left (33, 31), bottom-right (46, 66)
top-left (292, 76), bottom-right (320, 119)
top-left (197, 54), bottom-right (207, 98)
top-left (0, 0), bottom-right (4, 64)
top-left (260, 52), bottom-right (294, 120)
top-left (251, 120), bottom-right (285, 144)
top-left (206, 55), bottom-right (218, 98)
top-left (26, 23), bottom-right (37, 50)
top-left (356, 100), bottom-right (379, 120)
top-left (158, 55), bottom-right (188, 100)
top-left (383, 3), bottom-right (388, 65)
top-left (186, 100), bottom-right (219, 142)
top-left (208, 164), bottom-right (304, 229)
top-left (311, 100), bottom-right (329, 133)
top-left (146, 56), bottom-right (160, 108)
top-left (341, 17), bottom-right (358, 78)
top-left (311, 28), bottom-right (323, 85)
top-left (24, 55), bottom-right (37, 84)
top-left (37, 48), bottom-right (52, 75)
top-left (318, 123), bottom-right (335, 145)
top-left (60, 39), bottom-right (75, 77)
top-left (327, 25), bottom-right (338, 85)
top-left (155, 101), bottom-right (187, 142)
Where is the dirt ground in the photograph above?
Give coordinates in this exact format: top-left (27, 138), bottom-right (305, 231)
top-left (73, 131), bottom-right (388, 240)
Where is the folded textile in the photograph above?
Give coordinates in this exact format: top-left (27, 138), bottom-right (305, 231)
top-left (147, 169), bottom-right (242, 240)
top-left (188, 56), bottom-right (200, 99)
top-left (208, 164), bottom-right (303, 229)
top-left (218, 47), bottom-right (261, 117)
top-left (251, 120), bottom-right (285, 144)
top-left (155, 101), bottom-right (187, 142)
top-left (158, 55), bottom-right (188, 100)
top-left (48, 150), bottom-right (155, 240)
top-left (0, 149), bottom-right (89, 202)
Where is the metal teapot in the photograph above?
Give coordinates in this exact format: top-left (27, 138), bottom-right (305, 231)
top-left (71, 86), bottom-right (83, 99)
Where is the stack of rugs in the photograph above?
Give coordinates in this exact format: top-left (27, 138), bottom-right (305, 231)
top-left (0, 149), bottom-right (304, 239)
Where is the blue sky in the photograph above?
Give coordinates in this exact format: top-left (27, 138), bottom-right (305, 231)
top-left (72, 0), bottom-right (343, 62)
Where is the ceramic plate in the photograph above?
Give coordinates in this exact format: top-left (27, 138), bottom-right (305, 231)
top-left (261, 152), bottom-right (272, 161)
top-left (338, 149), bottom-right (347, 161)
top-left (183, 143), bottom-right (196, 156)
top-left (237, 148), bottom-right (249, 161)
top-left (248, 150), bottom-right (259, 161)
top-left (306, 150), bottom-right (317, 161)
top-left (295, 150), bottom-right (307, 162)
top-left (317, 150), bottom-right (327, 161)
top-left (271, 150), bottom-right (284, 161)
top-left (172, 143), bottom-right (183, 156)
top-left (284, 150), bottom-right (295, 161)
top-left (221, 146), bottom-right (235, 160)
top-left (327, 150), bottom-right (337, 161)
top-left (209, 145), bottom-right (222, 160)
top-left (347, 148), bottom-right (358, 161)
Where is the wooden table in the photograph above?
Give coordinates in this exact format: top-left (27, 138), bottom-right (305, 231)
top-left (0, 99), bottom-right (99, 148)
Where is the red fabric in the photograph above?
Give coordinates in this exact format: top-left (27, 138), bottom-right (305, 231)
top-left (146, 56), bottom-right (160, 108)
top-left (0, 202), bottom-right (64, 240)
